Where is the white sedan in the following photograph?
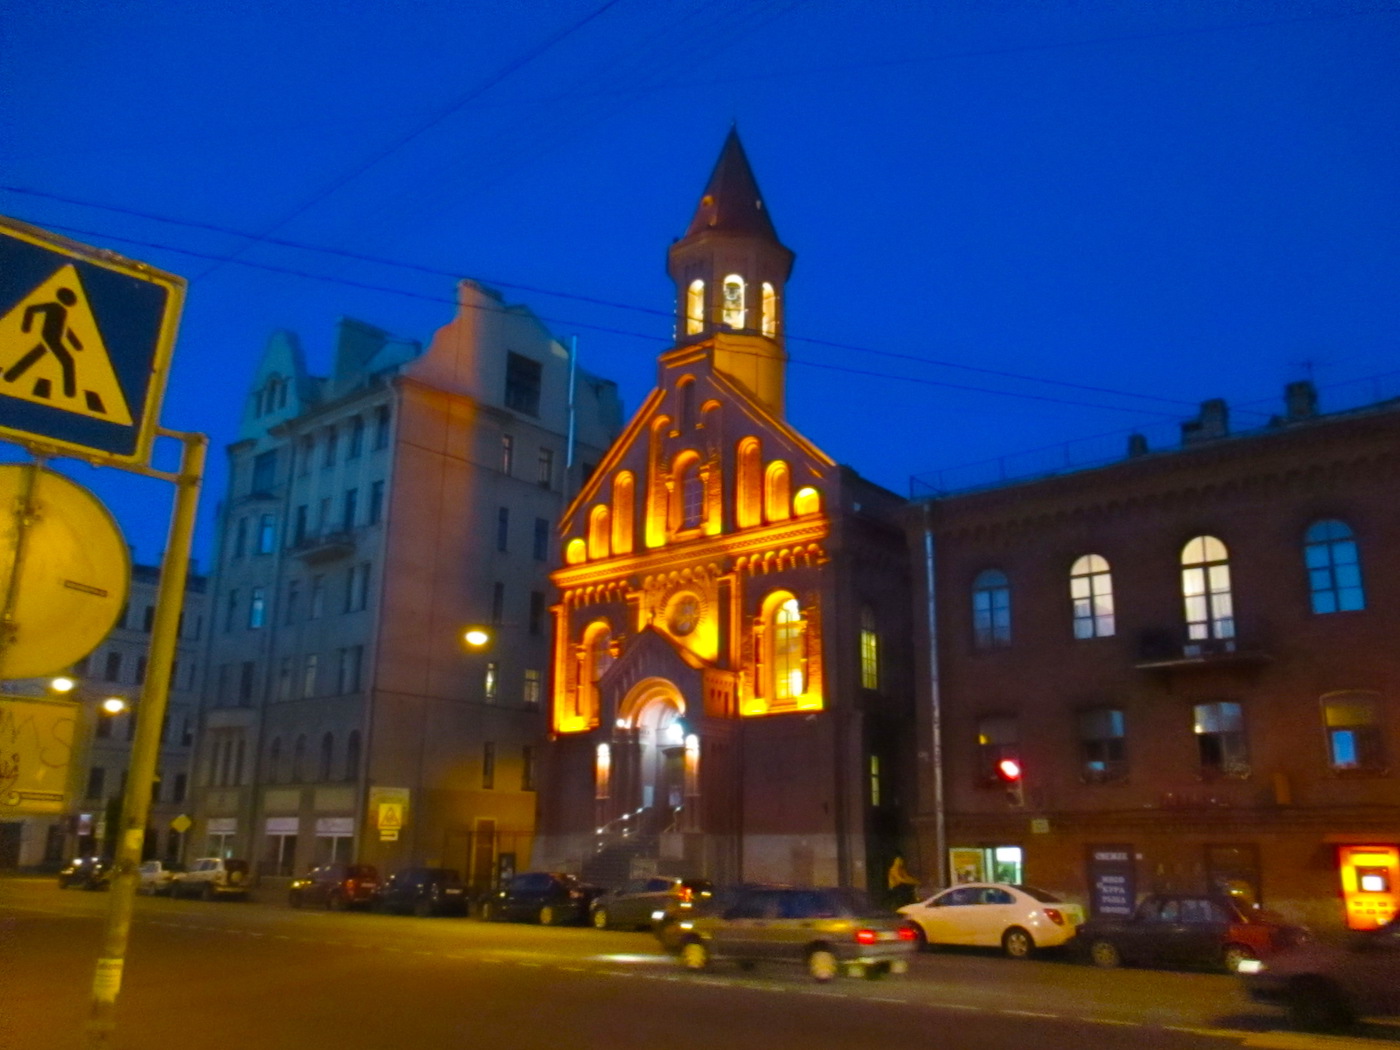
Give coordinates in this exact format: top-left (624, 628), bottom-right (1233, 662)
top-left (899, 882), bottom-right (1084, 958)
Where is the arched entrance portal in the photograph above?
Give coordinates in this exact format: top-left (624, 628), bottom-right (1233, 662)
top-left (618, 679), bottom-right (688, 834)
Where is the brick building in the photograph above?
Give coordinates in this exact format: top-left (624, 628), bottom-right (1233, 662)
top-left (909, 384), bottom-right (1400, 930)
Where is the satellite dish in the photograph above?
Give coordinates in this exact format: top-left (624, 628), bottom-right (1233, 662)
top-left (0, 465), bottom-right (130, 679)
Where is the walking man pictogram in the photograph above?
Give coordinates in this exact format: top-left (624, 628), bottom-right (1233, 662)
top-left (5, 287), bottom-right (90, 405)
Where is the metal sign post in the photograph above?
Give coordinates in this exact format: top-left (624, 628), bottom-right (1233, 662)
top-left (86, 429), bottom-right (205, 1047)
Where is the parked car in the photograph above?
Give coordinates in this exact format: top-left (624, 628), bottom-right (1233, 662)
top-left (288, 863), bottom-right (379, 910)
top-left (137, 859), bottom-right (185, 895)
top-left (672, 885), bottom-right (917, 981)
top-left (1240, 916), bottom-right (1400, 1030)
top-left (479, 871), bottom-right (605, 925)
top-left (57, 855), bottom-right (111, 890)
top-left (170, 857), bottom-right (251, 900)
top-left (590, 876), bottom-right (713, 930)
top-left (1077, 893), bottom-right (1307, 973)
top-left (374, 868), bottom-right (468, 916)
top-left (898, 882), bottom-right (1084, 958)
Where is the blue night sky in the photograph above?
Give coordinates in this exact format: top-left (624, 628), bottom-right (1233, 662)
top-left (3, 0), bottom-right (1398, 568)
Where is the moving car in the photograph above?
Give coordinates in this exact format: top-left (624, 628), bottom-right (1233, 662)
top-left (672, 885), bottom-right (917, 982)
top-left (479, 871), bottom-right (604, 925)
top-left (1240, 916), bottom-right (1400, 1030)
top-left (137, 859), bottom-right (184, 895)
top-left (590, 876), bottom-right (712, 930)
top-left (1077, 893), bottom-right (1307, 973)
top-left (57, 855), bottom-right (111, 890)
top-left (898, 882), bottom-right (1084, 958)
top-left (288, 863), bottom-right (380, 910)
top-left (170, 857), bottom-right (251, 900)
top-left (374, 868), bottom-right (468, 916)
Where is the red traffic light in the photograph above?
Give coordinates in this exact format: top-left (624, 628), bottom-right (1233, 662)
top-left (996, 758), bottom-right (1022, 782)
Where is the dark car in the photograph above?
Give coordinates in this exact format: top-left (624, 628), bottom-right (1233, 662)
top-left (374, 867), bottom-right (468, 916)
top-left (670, 885), bottom-right (917, 981)
top-left (479, 871), bottom-right (605, 926)
top-left (1241, 916), bottom-right (1400, 1030)
top-left (1078, 893), bottom-right (1308, 973)
top-left (590, 876), bottom-right (713, 930)
top-left (288, 863), bottom-right (380, 910)
top-left (57, 856), bottom-right (111, 890)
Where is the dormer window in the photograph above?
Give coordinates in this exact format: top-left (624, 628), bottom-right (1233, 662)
top-left (721, 275), bottom-right (746, 330)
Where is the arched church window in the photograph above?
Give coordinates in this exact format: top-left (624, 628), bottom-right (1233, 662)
top-left (679, 459), bottom-right (704, 530)
top-left (793, 486), bottom-right (820, 516)
top-left (764, 460), bottom-right (791, 522)
top-left (686, 280), bottom-right (705, 335)
top-left (588, 504), bottom-right (610, 559)
top-left (761, 282), bottom-right (777, 337)
top-left (721, 274), bottom-right (746, 330)
top-left (678, 377), bottom-right (696, 429)
top-left (771, 596), bottom-right (807, 701)
top-left (611, 472), bottom-right (634, 554)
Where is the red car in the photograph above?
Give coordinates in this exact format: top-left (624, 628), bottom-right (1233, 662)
top-left (1078, 893), bottom-right (1308, 973)
top-left (288, 863), bottom-right (380, 910)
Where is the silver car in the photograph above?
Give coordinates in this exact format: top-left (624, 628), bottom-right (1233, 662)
top-left (1241, 916), bottom-right (1400, 1030)
top-left (672, 886), bottom-right (917, 982)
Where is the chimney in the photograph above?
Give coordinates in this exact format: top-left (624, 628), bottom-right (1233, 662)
top-left (1181, 399), bottom-right (1229, 446)
top-left (1126, 433), bottom-right (1149, 458)
top-left (1284, 380), bottom-right (1318, 421)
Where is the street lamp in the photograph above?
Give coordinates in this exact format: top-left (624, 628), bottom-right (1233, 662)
top-left (100, 696), bottom-right (127, 715)
top-left (461, 626), bottom-right (493, 649)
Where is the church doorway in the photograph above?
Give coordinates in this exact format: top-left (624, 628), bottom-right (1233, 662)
top-left (619, 682), bottom-right (688, 836)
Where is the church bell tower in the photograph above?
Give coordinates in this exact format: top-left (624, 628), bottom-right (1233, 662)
top-left (666, 128), bottom-right (795, 417)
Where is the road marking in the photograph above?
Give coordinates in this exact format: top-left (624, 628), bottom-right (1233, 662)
top-left (1000, 1009), bottom-right (1059, 1019)
top-left (1243, 1034), bottom-right (1393, 1050)
top-left (1163, 1026), bottom-right (1245, 1040)
top-left (1085, 1018), bottom-right (1143, 1027)
top-left (869, 996), bottom-right (908, 1004)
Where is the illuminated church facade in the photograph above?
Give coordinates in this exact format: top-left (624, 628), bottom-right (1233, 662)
top-left (536, 131), bottom-right (914, 892)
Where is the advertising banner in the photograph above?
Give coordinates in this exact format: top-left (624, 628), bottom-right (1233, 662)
top-left (0, 694), bottom-right (77, 815)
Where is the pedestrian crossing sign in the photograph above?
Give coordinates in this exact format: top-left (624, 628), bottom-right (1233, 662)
top-left (0, 217), bottom-right (184, 466)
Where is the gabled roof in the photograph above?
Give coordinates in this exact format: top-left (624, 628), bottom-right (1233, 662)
top-left (682, 127), bottom-right (781, 242)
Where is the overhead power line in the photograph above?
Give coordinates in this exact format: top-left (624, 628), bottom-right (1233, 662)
top-left (2, 184), bottom-right (1211, 414)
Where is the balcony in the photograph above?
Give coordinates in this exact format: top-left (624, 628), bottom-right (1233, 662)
top-left (1134, 629), bottom-right (1271, 672)
top-left (291, 529), bottom-right (356, 563)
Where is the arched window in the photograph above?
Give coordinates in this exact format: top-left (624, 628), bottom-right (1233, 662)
top-left (793, 486), bottom-right (820, 516)
top-left (672, 453), bottom-right (703, 532)
top-left (768, 594), bottom-right (807, 701)
top-left (1181, 536), bottom-right (1233, 641)
top-left (344, 730), bottom-right (361, 781)
top-left (721, 274), bottom-right (746, 329)
top-left (1070, 554), bottom-right (1114, 639)
top-left (1304, 519), bottom-right (1365, 613)
top-left (972, 569), bottom-right (1011, 649)
top-left (764, 460), bottom-right (791, 523)
top-left (859, 606), bottom-right (879, 690)
top-left (685, 280), bottom-right (705, 335)
top-left (761, 282), bottom-right (777, 337)
top-left (268, 737), bottom-right (282, 784)
top-left (318, 732), bottom-right (333, 782)
top-left (292, 734), bottom-right (306, 783)
top-left (588, 504), bottom-right (610, 559)
top-left (611, 472), bottom-right (634, 554)
top-left (561, 620), bottom-right (611, 733)
top-left (735, 438), bottom-right (762, 528)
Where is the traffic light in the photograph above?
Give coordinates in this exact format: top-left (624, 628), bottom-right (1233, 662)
top-left (996, 757), bottom-right (1025, 807)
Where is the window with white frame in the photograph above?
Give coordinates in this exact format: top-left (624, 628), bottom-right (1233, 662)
top-left (1182, 536), bottom-right (1234, 641)
top-left (1070, 554), bottom-right (1114, 639)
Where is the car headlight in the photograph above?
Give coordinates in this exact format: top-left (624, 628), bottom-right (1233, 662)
top-left (1236, 959), bottom-right (1265, 975)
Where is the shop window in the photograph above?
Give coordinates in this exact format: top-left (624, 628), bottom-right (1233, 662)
top-left (1070, 554), bottom-right (1114, 639)
top-left (1305, 519), bottom-right (1365, 613)
top-left (972, 569), bottom-right (1011, 650)
top-left (1193, 701), bottom-right (1248, 776)
top-left (1078, 708), bottom-right (1127, 782)
top-left (1322, 692), bottom-right (1385, 771)
top-left (1182, 536), bottom-right (1234, 642)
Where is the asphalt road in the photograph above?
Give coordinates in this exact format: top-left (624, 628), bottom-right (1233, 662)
top-left (1, 877), bottom-right (1394, 1050)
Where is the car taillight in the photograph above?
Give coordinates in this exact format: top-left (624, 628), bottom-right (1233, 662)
top-left (1043, 908), bottom-right (1065, 925)
top-left (897, 925), bottom-right (917, 942)
top-left (346, 880), bottom-right (358, 892)
top-left (855, 928), bottom-right (879, 945)
top-left (678, 886), bottom-right (693, 903)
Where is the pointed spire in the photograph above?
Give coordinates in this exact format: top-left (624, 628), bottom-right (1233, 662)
top-left (684, 127), bottom-right (780, 241)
